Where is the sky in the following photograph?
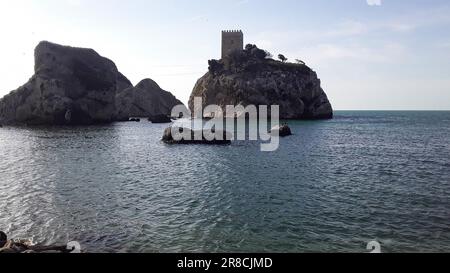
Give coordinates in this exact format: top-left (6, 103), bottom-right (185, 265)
top-left (1, 0), bottom-right (450, 110)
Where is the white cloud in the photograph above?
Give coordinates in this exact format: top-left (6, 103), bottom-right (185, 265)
top-left (436, 41), bottom-right (450, 48)
top-left (292, 42), bottom-right (407, 66)
top-left (325, 20), bottom-right (368, 37)
top-left (386, 23), bottom-right (416, 32)
top-left (236, 0), bottom-right (250, 6)
top-left (367, 0), bottom-right (382, 6)
top-left (187, 15), bottom-right (208, 23)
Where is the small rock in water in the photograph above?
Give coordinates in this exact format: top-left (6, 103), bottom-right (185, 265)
top-left (149, 115), bottom-right (172, 124)
top-left (129, 118), bottom-right (141, 122)
top-left (270, 124), bottom-right (292, 137)
top-left (162, 126), bottom-right (231, 145)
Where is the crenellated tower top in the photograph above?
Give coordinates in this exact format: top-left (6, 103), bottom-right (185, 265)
top-left (221, 30), bottom-right (244, 58)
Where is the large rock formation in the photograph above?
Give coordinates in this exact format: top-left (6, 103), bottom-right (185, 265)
top-left (115, 79), bottom-right (182, 121)
top-left (189, 45), bottom-right (333, 120)
top-left (0, 41), bottom-right (183, 125)
top-left (0, 41), bottom-right (132, 125)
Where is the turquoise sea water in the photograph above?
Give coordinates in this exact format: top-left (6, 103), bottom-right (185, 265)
top-left (0, 111), bottom-right (449, 253)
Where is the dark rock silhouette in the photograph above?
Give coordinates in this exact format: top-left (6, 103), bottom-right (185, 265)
top-left (270, 124), bottom-right (292, 137)
top-left (148, 114), bottom-right (172, 124)
top-left (189, 44), bottom-right (333, 120)
top-left (0, 231), bottom-right (76, 253)
top-left (0, 41), bottom-right (184, 125)
top-left (162, 127), bottom-right (231, 145)
top-left (0, 41), bottom-right (131, 125)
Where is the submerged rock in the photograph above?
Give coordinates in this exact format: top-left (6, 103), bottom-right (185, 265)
top-left (189, 44), bottom-right (333, 120)
top-left (162, 127), bottom-right (231, 145)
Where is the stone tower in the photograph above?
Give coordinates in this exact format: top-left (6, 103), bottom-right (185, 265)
top-left (221, 30), bottom-right (244, 59)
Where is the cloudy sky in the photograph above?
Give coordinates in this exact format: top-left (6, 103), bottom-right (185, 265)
top-left (1, 0), bottom-right (449, 110)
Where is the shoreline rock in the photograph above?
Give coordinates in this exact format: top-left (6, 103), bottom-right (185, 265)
top-left (0, 231), bottom-right (77, 253)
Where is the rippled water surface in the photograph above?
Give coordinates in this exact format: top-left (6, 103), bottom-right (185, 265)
top-left (1, 111), bottom-right (449, 253)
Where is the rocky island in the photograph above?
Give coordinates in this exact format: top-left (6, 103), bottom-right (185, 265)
top-left (0, 41), bottom-right (183, 125)
top-left (189, 44), bottom-right (333, 120)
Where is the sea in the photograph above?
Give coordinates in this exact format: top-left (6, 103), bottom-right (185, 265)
top-left (0, 111), bottom-right (449, 253)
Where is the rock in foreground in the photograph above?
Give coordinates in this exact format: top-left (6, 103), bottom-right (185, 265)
top-left (162, 127), bottom-right (231, 145)
top-left (0, 231), bottom-right (79, 253)
top-left (189, 44), bottom-right (333, 120)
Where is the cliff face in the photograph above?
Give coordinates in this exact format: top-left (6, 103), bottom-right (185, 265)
top-left (0, 41), bottom-right (183, 125)
top-left (0, 41), bottom-right (132, 125)
top-left (189, 45), bottom-right (333, 119)
top-left (116, 79), bottom-right (183, 121)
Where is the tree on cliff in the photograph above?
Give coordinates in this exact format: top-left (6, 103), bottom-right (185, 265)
top-left (245, 44), bottom-right (270, 60)
top-left (278, 54), bottom-right (288, 62)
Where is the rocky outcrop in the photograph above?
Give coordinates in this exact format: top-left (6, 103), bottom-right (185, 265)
top-left (115, 79), bottom-right (182, 121)
top-left (189, 44), bottom-right (333, 120)
top-left (0, 41), bottom-right (132, 125)
top-left (162, 127), bottom-right (231, 145)
top-left (0, 41), bottom-right (184, 125)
